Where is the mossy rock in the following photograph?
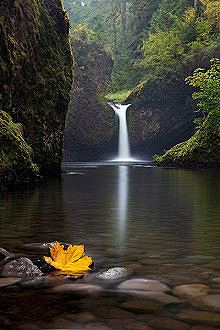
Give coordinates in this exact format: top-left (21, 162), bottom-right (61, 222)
top-left (0, 110), bottom-right (39, 187)
top-left (153, 111), bottom-right (220, 168)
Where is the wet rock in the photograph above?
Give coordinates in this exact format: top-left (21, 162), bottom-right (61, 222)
top-left (94, 306), bottom-right (134, 319)
top-left (115, 290), bottom-right (181, 304)
top-left (0, 277), bottom-right (21, 287)
top-left (96, 267), bottom-right (132, 281)
top-left (176, 309), bottom-right (220, 326)
top-left (49, 283), bottom-right (102, 295)
top-left (0, 247), bottom-right (11, 260)
top-left (173, 284), bottom-right (209, 298)
top-left (85, 322), bottom-right (112, 329)
top-left (1, 258), bottom-right (43, 278)
top-left (191, 326), bottom-right (220, 330)
top-left (16, 324), bottom-right (41, 330)
top-left (107, 318), bottom-right (136, 329)
top-left (117, 278), bottom-right (171, 293)
top-left (125, 321), bottom-right (153, 330)
top-left (64, 311), bottom-right (95, 323)
top-left (120, 298), bottom-right (163, 313)
top-left (148, 317), bottom-right (190, 330)
top-left (19, 275), bottom-right (68, 288)
top-left (175, 255), bottom-right (216, 265)
top-left (190, 294), bottom-right (220, 312)
top-left (45, 318), bottom-right (79, 329)
top-left (212, 277), bottom-right (220, 283)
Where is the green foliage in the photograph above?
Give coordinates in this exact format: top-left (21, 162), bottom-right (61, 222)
top-left (153, 58), bottom-right (220, 168)
top-left (105, 89), bottom-right (132, 103)
top-left (141, 0), bottom-right (220, 81)
top-left (185, 58), bottom-right (220, 124)
top-left (0, 110), bottom-right (39, 184)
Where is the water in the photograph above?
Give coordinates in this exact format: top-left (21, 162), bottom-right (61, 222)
top-left (110, 103), bottom-right (133, 162)
top-left (0, 162), bottom-right (220, 329)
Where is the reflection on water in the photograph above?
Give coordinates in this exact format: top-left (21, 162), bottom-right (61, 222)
top-left (117, 166), bottom-right (129, 247)
top-left (0, 164), bottom-right (220, 328)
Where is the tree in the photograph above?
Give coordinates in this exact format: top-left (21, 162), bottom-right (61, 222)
top-left (185, 58), bottom-right (220, 124)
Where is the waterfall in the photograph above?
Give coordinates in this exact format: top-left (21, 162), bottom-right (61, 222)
top-left (110, 103), bottom-right (132, 161)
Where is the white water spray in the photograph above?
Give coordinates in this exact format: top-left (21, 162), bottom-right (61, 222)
top-left (110, 103), bottom-right (133, 161)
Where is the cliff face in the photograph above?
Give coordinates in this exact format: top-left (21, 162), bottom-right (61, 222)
top-left (153, 111), bottom-right (220, 168)
top-left (0, 0), bottom-right (73, 176)
top-left (126, 52), bottom-right (219, 159)
top-left (64, 38), bottom-right (116, 161)
top-left (126, 77), bottom-right (195, 159)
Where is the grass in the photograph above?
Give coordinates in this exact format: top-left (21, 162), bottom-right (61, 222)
top-left (105, 90), bottom-right (132, 103)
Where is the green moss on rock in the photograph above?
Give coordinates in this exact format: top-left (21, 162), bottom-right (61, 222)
top-left (153, 111), bottom-right (220, 168)
top-left (64, 37), bottom-right (115, 161)
top-left (0, 110), bottom-right (39, 186)
top-left (0, 0), bottom-right (73, 176)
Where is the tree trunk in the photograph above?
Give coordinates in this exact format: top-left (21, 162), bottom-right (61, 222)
top-left (121, 0), bottom-right (127, 49)
top-left (194, 0), bottom-right (198, 9)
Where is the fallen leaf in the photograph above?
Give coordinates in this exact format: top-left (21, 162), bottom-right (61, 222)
top-left (44, 242), bottom-right (93, 274)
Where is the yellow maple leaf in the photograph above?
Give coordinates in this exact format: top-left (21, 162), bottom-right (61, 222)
top-left (44, 242), bottom-right (93, 274)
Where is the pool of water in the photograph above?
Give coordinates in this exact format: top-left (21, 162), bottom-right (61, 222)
top-left (0, 162), bottom-right (220, 329)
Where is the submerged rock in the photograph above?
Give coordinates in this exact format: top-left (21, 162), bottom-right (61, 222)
top-left (173, 284), bottom-right (209, 298)
top-left (49, 283), bottom-right (102, 295)
top-left (176, 309), bottom-right (220, 326)
top-left (0, 277), bottom-right (21, 287)
top-left (96, 267), bottom-right (132, 281)
top-left (190, 294), bottom-right (220, 312)
top-left (1, 258), bottom-right (43, 278)
top-left (148, 317), bottom-right (191, 330)
top-left (117, 278), bottom-right (171, 293)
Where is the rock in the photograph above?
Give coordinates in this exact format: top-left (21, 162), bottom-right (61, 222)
top-left (0, 277), bottom-right (21, 287)
top-left (85, 322), bottom-right (112, 330)
top-left (0, 247), bottom-right (12, 261)
top-left (120, 299), bottom-right (163, 313)
top-left (44, 318), bottom-right (79, 329)
top-left (212, 277), bottom-right (220, 283)
top-left (175, 256), bottom-right (216, 265)
top-left (94, 306), bottom-right (134, 319)
top-left (173, 284), bottom-right (209, 298)
top-left (16, 324), bottom-right (41, 330)
top-left (190, 294), bottom-right (220, 312)
top-left (96, 267), bottom-right (132, 281)
top-left (64, 311), bottom-right (95, 323)
top-left (148, 317), bottom-right (191, 330)
top-left (191, 326), bottom-right (220, 330)
top-left (115, 290), bottom-right (181, 304)
top-left (176, 309), bottom-right (220, 326)
top-left (1, 258), bottom-right (43, 278)
top-left (125, 321), bottom-right (153, 330)
top-left (49, 283), bottom-right (102, 295)
top-left (19, 275), bottom-right (68, 288)
top-left (117, 278), bottom-right (171, 293)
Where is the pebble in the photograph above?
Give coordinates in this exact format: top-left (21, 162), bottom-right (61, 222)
top-left (176, 309), bottom-right (220, 326)
top-left (148, 317), bottom-right (191, 330)
top-left (44, 318), bottom-right (79, 329)
top-left (85, 322), bottom-right (111, 329)
top-left (190, 294), bottom-right (220, 312)
top-left (96, 267), bottom-right (132, 280)
top-left (0, 277), bottom-right (21, 287)
top-left (94, 306), bottom-right (134, 319)
top-left (115, 290), bottom-right (181, 304)
top-left (173, 284), bottom-right (209, 298)
top-left (117, 278), bottom-right (171, 292)
top-left (191, 326), bottom-right (220, 330)
top-left (175, 255), bottom-right (216, 265)
top-left (0, 247), bottom-right (13, 261)
top-left (1, 258), bottom-right (43, 278)
top-left (120, 298), bottom-right (163, 312)
top-left (212, 277), bottom-right (220, 283)
top-left (64, 311), bottom-right (95, 323)
top-left (49, 283), bottom-right (102, 295)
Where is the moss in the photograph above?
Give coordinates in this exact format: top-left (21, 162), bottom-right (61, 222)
top-left (153, 111), bottom-right (220, 168)
top-left (0, 110), bottom-right (39, 186)
top-left (0, 0), bottom-right (73, 176)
